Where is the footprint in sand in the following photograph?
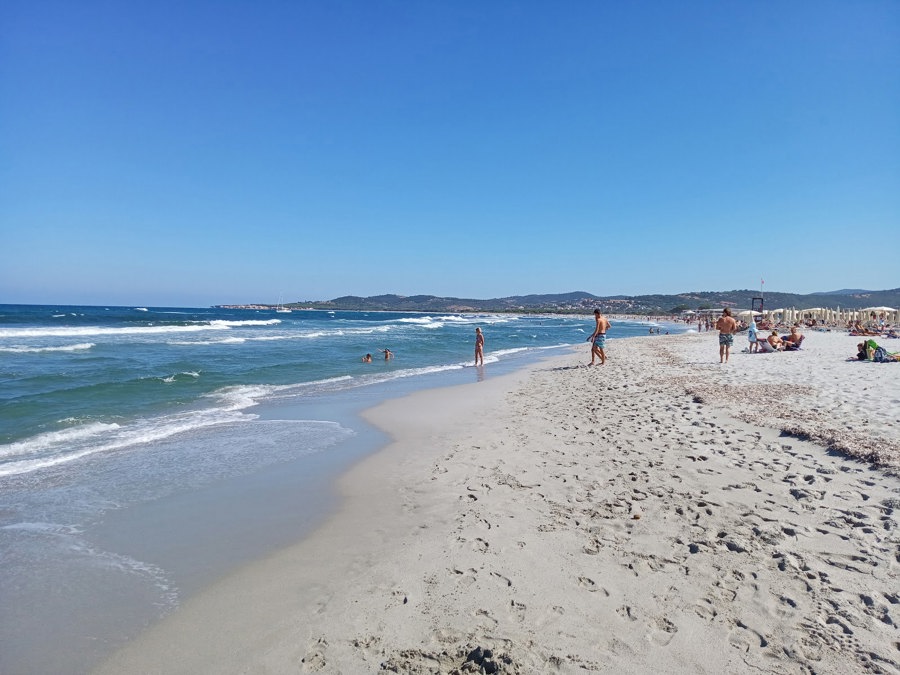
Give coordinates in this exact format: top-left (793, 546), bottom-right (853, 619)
top-left (616, 605), bottom-right (638, 622)
top-left (450, 567), bottom-right (479, 587)
top-left (472, 537), bottom-right (490, 552)
top-left (693, 600), bottom-right (717, 620)
top-left (727, 620), bottom-right (768, 652)
top-left (490, 570), bottom-right (512, 588)
top-left (300, 637), bottom-right (329, 672)
top-left (577, 576), bottom-right (610, 596)
top-left (474, 608), bottom-right (499, 626)
top-left (649, 617), bottom-right (679, 646)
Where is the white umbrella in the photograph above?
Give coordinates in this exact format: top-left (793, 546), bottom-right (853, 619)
top-left (737, 310), bottom-right (761, 317)
top-left (861, 306), bottom-right (896, 312)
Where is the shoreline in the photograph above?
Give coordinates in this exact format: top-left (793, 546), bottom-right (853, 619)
top-left (95, 331), bottom-right (900, 674)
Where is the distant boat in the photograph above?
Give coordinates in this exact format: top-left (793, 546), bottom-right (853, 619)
top-left (275, 295), bottom-right (292, 313)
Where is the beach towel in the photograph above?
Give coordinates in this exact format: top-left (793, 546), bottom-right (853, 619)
top-left (873, 346), bottom-right (899, 363)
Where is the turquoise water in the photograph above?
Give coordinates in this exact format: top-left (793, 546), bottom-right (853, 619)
top-left (0, 304), bottom-right (681, 673)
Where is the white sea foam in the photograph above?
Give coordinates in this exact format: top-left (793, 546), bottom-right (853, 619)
top-left (208, 319), bottom-right (281, 328)
top-left (0, 405), bottom-right (257, 478)
top-left (0, 319), bottom-right (280, 339)
top-left (0, 378), bottom-right (302, 477)
top-left (491, 347), bottom-right (531, 357)
top-left (358, 363), bottom-right (466, 385)
top-left (1, 520), bottom-right (179, 610)
top-left (208, 376), bottom-right (357, 408)
top-left (0, 342), bottom-right (95, 353)
top-left (167, 337), bottom-right (247, 345)
top-left (0, 422), bottom-right (122, 461)
top-left (167, 327), bottom-right (391, 347)
top-left (0, 521), bottom-right (82, 535)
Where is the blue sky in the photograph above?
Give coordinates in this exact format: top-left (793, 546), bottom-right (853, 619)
top-left (2, 1), bottom-right (898, 307)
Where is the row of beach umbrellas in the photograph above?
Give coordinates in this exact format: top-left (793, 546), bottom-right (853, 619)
top-left (734, 306), bottom-right (899, 325)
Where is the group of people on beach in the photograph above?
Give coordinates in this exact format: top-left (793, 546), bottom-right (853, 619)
top-left (716, 308), bottom-right (805, 362)
top-left (359, 305), bottom-right (887, 371)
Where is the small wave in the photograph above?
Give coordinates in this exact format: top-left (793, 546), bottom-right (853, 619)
top-left (0, 422), bottom-right (122, 461)
top-left (58, 416), bottom-right (96, 425)
top-left (0, 342), bottom-right (95, 353)
top-left (0, 521), bottom-right (82, 535)
top-left (206, 376), bottom-right (356, 409)
top-left (168, 337), bottom-right (247, 345)
top-left (395, 316), bottom-right (438, 324)
top-left (492, 347), bottom-right (530, 357)
top-left (208, 319), bottom-right (281, 328)
top-left (160, 371), bottom-right (201, 383)
top-left (0, 318), bottom-right (281, 339)
top-left (395, 317), bottom-right (445, 329)
top-left (1, 521), bottom-right (179, 610)
top-left (357, 363), bottom-right (466, 385)
top-left (134, 307), bottom-right (149, 312)
top-left (0, 406), bottom-right (257, 477)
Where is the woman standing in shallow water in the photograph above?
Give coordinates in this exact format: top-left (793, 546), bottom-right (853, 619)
top-left (474, 327), bottom-right (484, 366)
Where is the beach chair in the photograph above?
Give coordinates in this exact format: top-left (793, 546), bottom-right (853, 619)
top-left (783, 335), bottom-right (804, 351)
top-left (758, 340), bottom-right (777, 353)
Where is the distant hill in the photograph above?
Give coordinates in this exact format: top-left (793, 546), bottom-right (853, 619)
top-left (816, 289), bottom-right (873, 296)
top-left (240, 287), bottom-right (900, 315)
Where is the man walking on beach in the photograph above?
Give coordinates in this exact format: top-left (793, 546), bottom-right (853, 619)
top-left (589, 309), bottom-right (611, 365)
top-left (715, 308), bottom-right (738, 363)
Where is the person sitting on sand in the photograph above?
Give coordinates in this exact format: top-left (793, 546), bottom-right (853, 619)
top-left (767, 330), bottom-right (784, 351)
top-left (783, 326), bottom-right (804, 350)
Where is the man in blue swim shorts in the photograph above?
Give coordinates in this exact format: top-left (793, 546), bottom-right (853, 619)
top-left (589, 309), bottom-right (611, 365)
top-left (715, 308), bottom-right (738, 363)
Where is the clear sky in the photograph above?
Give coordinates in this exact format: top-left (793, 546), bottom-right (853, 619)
top-left (2, 1), bottom-right (898, 307)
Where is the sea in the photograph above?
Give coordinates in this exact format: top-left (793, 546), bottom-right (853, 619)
top-left (0, 304), bottom-right (683, 673)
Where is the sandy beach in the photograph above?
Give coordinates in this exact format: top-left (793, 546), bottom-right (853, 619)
top-left (95, 329), bottom-right (900, 674)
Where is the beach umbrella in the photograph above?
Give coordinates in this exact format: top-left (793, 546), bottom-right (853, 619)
top-left (861, 306), bottom-right (896, 312)
top-left (737, 310), bottom-right (760, 317)
top-left (801, 308), bottom-right (824, 322)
